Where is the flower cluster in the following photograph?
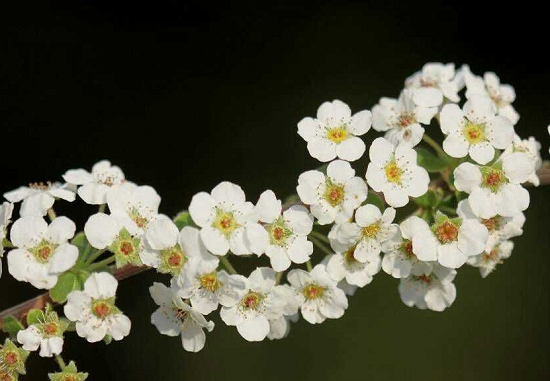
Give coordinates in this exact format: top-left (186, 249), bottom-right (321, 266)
top-left (0, 63), bottom-right (546, 380)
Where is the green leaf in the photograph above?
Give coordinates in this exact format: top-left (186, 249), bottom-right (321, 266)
top-left (72, 232), bottom-right (96, 266)
top-left (417, 148), bottom-right (448, 172)
top-left (413, 190), bottom-right (438, 208)
top-left (49, 271), bottom-right (88, 303)
top-left (1, 316), bottom-right (24, 336)
top-left (26, 309), bottom-right (44, 326)
top-left (365, 191), bottom-right (385, 210)
top-left (173, 211), bottom-right (197, 229)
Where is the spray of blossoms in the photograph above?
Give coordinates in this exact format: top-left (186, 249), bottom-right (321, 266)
top-left (0, 62), bottom-right (547, 379)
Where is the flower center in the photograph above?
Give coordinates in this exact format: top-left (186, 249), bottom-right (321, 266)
top-left (130, 208), bottom-right (149, 229)
top-left (434, 221), bottom-right (459, 243)
top-left (362, 222), bottom-right (380, 239)
top-left (414, 274), bottom-right (433, 284)
top-left (326, 125), bottom-right (348, 143)
top-left (344, 246), bottom-right (358, 264)
top-left (159, 245), bottom-right (187, 275)
top-left (172, 306), bottom-right (188, 322)
top-left (483, 249), bottom-right (500, 263)
top-left (3, 352), bottom-right (17, 367)
top-left (463, 122), bottom-right (485, 144)
top-left (268, 218), bottom-right (292, 246)
top-left (199, 272), bottom-right (221, 293)
top-left (240, 292), bottom-right (263, 310)
top-left (0, 371), bottom-right (14, 381)
top-left (324, 180), bottom-right (345, 207)
top-left (481, 217), bottom-right (500, 232)
top-left (401, 240), bottom-right (416, 259)
top-left (420, 78), bottom-right (435, 87)
top-left (481, 168), bottom-right (507, 193)
top-left (302, 284), bottom-right (325, 300)
top-left (119, 241), bottom-right (134, 256)
top-left (61, 376), bottom-right (78, 381)
top-left (398, 113), bottom-right (416, 128)
top-left (91, 299), bottom-right (115, 319)
top-left (213, 208), bottom-right (240, 237)
top-left (42, 322), bottom-right (59, 337)
top-left (30, 240), bottom-right (56, 263)
top-left (384, 161), bottom-right (402, 183)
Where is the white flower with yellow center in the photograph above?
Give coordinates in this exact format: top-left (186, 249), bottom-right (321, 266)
top-left (405, 62), bottom-right (461, 107)
top-left (326, 244), bottom-right (382, 288)
top-left (17, 309), bottom-right (67, 358)
top-left (457, 199), bottom-right (525, 251)
top-left (453, 152), bottom-right (534, 218)
top-left (440, 95), bottom-right (514, 164)
top-left (149, 282), bottom-right (214, 352)
top-left (467, 240), bottom-right (514, 278)
top-left (328, 204), bottom-right (397, 263)
top-left (106, 182), bottom-right (161, 237)
top-left (4, 182), bottom-right (75, 217)
top-left (287, 264), bottom-right (348, 324)
top-left (398, 264), bottom-right (457, 312)
top-left (463, 66), bottom-right (519, 125)
top-left (297, 99), bottom-right (371, 162)
top-left (297, 160), bottom-right (367, 225)
top-left (0, 202), bottom-right (14, 278)
top-left (177, 259), bottom-right (248, 316)
top-left (189, 181), bottom-right (258, 256)
top-left (220, 267), bottom-right (286, 342)
top-left (245, 190), bottom-right (314, 271)
top-left (414, 212), bottom-right (488, 269)
top-left (381, 216), bottom-right (436, 279)
top-left (501, 134), bottom-right (542, 186)
top-left (142, 218), bottom-right (216, 278)
top-left (7, 216), bottom-right (78, 289)
top-left (63, 160), bottom-right (125, 205)
top-left (365, 137), bottom-right (429, 208)
top-left (64, 272), bottom-right (131, 343)
top-left (372, 89), bottom-right (437, 147)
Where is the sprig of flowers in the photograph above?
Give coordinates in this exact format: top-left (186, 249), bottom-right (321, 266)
top-left (0, 62), bottom-right (547, 380)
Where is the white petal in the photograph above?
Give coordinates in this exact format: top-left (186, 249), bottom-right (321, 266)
top-left (349, 110), bottom-right (372, 135)
top-left (63, 168), bottom-right (93, 185)
top-left (369, 137), bottom-right (394, 165)
top-left (255, 190), bottom-right (281, 223)
top-left (443, 133), bottom-right (469, 158)
top-left (181, 321), bottom-right (207, 352)
top-left (439, 104), bottom-right (464, 134)
top-left (355, 204), bottom-right (381, 227)
top-left (84, 213), bottom-right (120, 250)
top-left (453, 163), bottom-right (482, 193)
top-left (469, 142), bottom-right (495, 165)
top-left (78, 183), bottom-right (110, 205)
top-left (286, 236), bottom-right (313, 264)
top-left (11, 217), bottom-right (48, 248)
top-left (308, 137), bottom-right (337, 162)
top-left (458, 220), bottom-right (488, 256)
top-left (296, 170), bottom-right (324, 205)
top-left (245, 224), bottom-right (269, 255)
top-left (146, 217), bottom-right (179, 250)
top-left (487, 115), bottom-right (514, 149)
top-left (297, 117), bottom-right (318, 141)
top-left (413, 87), bottom-right (443, 107)
top-left (211, 182), bottom-right (246, 205)
top-left (336, 137), bottom-right (366, 162)
top-left (47, 216), bottom-right (76, 244)
top-left (502, 152), bottom-right (534, 184)
top-left (188, 192), bottom-right (216, 227)
top-left (284, 205), bottom-right (313, 236)
top-left (84, 272), bottom-right (118, 299)
top-left (464, 95), bottom-right (495, 123)
top-left (237, 315), bottom-right (270, 342)
top-left (327, 160), bottom-right (355, 183)
top-left (200, 226), bottom-right (230, 255)
top-left (437, 242), bottom-right (467, 269)
top-left (48, 243), bottom-right (78, 273)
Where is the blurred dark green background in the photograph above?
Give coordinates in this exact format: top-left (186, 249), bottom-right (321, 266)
top-left (2, 1), bottom-right (549, 380)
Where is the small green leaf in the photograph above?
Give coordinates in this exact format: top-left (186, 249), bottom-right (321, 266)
top-left (49, 271), bottom-right (88, 303)
top-left (26, 309), bottom-right (44, 326)
top-left (173, 211), bottom-right (197, 229)
top-left (417, 148), bottom-right (448, 172)
top-left (103, 334), bottom-right (113, 345)
top-left (1, 316), bottom-right (24, 336)
top-left (413, 190), bottom-right (438, 208)
top-left (365, 191), bottom-right (385, 210)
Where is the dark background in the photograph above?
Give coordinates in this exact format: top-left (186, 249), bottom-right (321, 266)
top-left (2, 1), bottom-right (549, 380)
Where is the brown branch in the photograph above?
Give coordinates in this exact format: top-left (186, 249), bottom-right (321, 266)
top-left (0, 265), bottom-right (149, 329)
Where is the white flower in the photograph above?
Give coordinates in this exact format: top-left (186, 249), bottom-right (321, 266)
top-left (245, 190), bottom-right (314, 271)
top-left (0, 202), bottom-right (14, 278)
top-left (64, 272), bottom-right (131, 343)
top-left (405, 62), bottom-right (460, 107)
top-left (267, 285), bottom-right (300, 340)
top-left (177, 259), bottom-right (248, 315)
top-left (463, 66), bottom-right (519, 124)
top-left (457, 199), bottom-right (524, 251)
top-left (63, 160), bottom-right (125, 205)
top-left (8, 216), bottom-right (78, 289)
top-left (366, 137), bottom-right (429, 208)
top-left (414, 212), bottom-right (488, 269)
top-left (297, 99), bottom-right (371, 162)
top-left (297, 160), bottom-right (367, 225)
top-left (107, 183), bottom-right (161, 237)
top-left (372, 89), bottom-right (437, 147)
top-left (453, 152), bottom-right (533, 218)
top-left (501, 134), bottom-right (542, 186)
top-left (381, 216), bottom-right (435, 279)
top-left (16, 310), bottom-right (66, 357)
top-left (398, 264), bottom-right (457, 312)
top-left (189, 181), bottom-right (258, 256)
top-left (142, 219), bottom-right (216, 277)
top-left (467, 240), bottom-right (513, 278)
top-left (4, 182), bottom-right (75, 217)
top-left (287, 264), bottom-right (348, 324)
top-left (220, 267), bottom-right (286, 342)
top-left (326, 248), bottom-right (381, 288)
top-left (328, 204), bottom-right (397, 262)
top-left (149, 281), bottom-right (214, 352)
top-left (440, 95), bottom-right (514, 164)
